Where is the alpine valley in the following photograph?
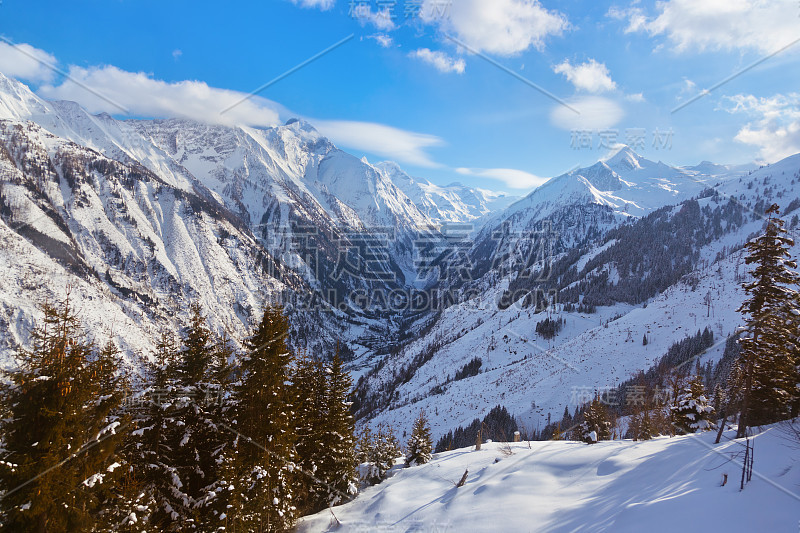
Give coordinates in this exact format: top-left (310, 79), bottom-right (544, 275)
top-left (1, 70), bottom-right (799, 452)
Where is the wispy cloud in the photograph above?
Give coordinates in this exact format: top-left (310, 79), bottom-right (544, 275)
top-left (553, 59), bottom-right (616, 93)
top-left (368, 34), bottom-right (394, 48)
top-left (313, 119), bottom-right (445, 168)
top-left (288, 0), bottom-right (335, 11)
top-left (550, 95), bottom-right (624, 131)
top-left (409, 48), bottom-right (466, 74)
top-left (456, 166), bottom-right (548, 189)
top-left (39, 65), bottom-right (282, 127)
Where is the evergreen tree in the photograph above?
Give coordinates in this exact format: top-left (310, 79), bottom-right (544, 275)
top-left (319, 352), bottom-right (358, 505)
top-left (362, 425), bottom-right (401, 485)
top-left (292, 354), bottom-right (327, 515)
top-left (671, 375), bottom-right (715, 434)
top-left (123, 329), bottom-right (186, 531)
top-left (230, 304), bottom-right (298, 531)
top-left (405, 410), bottom-right (433, 467)
top-left (170, 303), bottom-right (233, 530)
top-left (576, 397), bottom-right (612, 443)
top-left (736, 204), bottom-right (799, 436)
top-left (0, 300), bottom-right (127, 532)
top-left (627, 384), bottom-right (658, 441)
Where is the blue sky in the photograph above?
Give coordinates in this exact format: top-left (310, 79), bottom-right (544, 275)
top-left (0, 0), bottom-right (798, 192)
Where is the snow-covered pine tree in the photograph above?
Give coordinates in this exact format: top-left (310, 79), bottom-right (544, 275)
top-left (0, 300), bottom-right (127, 531)
top-left (355, 426), bottom-right (373, 465)
top-left (363, 424), bottom-right (401, 485)
top-left (292, 353), bottom-right (328, 515)
top-left (737, 204), bottom-right (799, 436)
top-left (230, 304), bottom-right (298, 531)
top-left (122, 328), bottom-right (186, 531)
top-left (671, 375), bottom-right (715, 434)
top-left (319, 352), bottom-right (358, 505)
top-left (405, 410), bottom-right (433, 467)
top-left (577, 397), bottom-right (612, 443)
top-left (170, 303), bottom-right (233, 529)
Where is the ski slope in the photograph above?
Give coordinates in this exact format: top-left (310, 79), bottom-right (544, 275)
top-left (297, 425), bottom-right (800, 532)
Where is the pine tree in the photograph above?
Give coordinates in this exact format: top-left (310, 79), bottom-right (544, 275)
top-left (405, 410), bottom-right (433, 467)
top-left (789, 290), bottom-right (800, 418)
top-left (0, 299), bottom-right (127, 532)
top-left (319, 352), bottom-right (358, 505)
top-left (123, 329), bottom-right (185, 531)
top-left (362, 424), bottom-right (401, 485)
top-left (628, 384), bottom-right (658, 441)
top-left (736, 204), bottom-right (799, 436)
top-left (577, 397), bottom-right (612, 443)
top-left (230, 304), bottom-right (298, 531)
top-left (671, 375), bottom-right (715, 434)
top-left (169, 303), bottom-right (233, 530)
top-left (292, 354), bottom-right (327, 515)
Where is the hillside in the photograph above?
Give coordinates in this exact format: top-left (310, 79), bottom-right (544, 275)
top-left (297, 425), bottom-right (800, 532)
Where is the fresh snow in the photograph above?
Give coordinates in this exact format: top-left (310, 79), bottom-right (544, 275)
top-left (298, 426), bottom-right (800, 532)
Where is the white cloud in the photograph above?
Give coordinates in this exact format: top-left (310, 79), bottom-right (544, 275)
top-left (456, 166), bottom-right (548, 189)
top-left (352, 5), bottom-right (397, 31)
top-left (368, 34), bottom-right (394, 48)
top-left (625, 92), bottom-right (645, 102)
top-left (722, 93), bottom-right (800, 163)
top-left (313, 120), bottom-right (445, 167)
top-left (553, 59), bottom-right (617, 93)
top-left (409, 48), bottom-right (466, 74)
top-left (172, 49), bottom-right (183, 61)
top-left (0, 41), bottom-right (58, 83)
top-left (613, 0), bottom-right (800, 54)
top-left (606, 6), bottom-right (648, 33)
top-left (39, 65), bottom-right (282, 127)
top-left (423, 0), bottom-right (569, 56)
top-left (549, 96), bottom-right (625, 131)
top-left (289, 0), bottom-right (335, 10)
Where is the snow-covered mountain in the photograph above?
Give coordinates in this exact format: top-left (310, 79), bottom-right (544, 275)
top-left (0, 119), bottom-right (294, 366)
top-left (352, 152), bottom-right (800, 440)
top-left (497, 145), bottom-right (753, 227)
top-left (374, 161), bottom-right (518, 224)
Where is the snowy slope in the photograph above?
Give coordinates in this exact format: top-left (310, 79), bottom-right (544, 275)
top-left (0, 119), bottom-right (321, 368)
top-left (297, 425), bottom-right (800, 532)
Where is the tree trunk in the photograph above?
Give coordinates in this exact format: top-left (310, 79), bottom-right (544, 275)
top-left (714, 411), bottom-right (727, 444)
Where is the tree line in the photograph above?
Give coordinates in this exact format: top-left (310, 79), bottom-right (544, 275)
top-left (0, 301), bottom-right (362, 531)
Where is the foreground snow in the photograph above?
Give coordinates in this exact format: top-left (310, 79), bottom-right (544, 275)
top-left (297, 426), bottom-right (799, 532)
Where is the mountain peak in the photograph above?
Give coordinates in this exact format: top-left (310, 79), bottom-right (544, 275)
top-left (602, 145), bottom-right (642, 171)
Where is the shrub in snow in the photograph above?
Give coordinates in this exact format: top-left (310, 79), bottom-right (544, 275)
top-left (357, 424), bottom-right (402, 485)
top-left (405, 411), bottom-right (433, 467)
top-left (671, 375), bottom-right (715, 434)
top-left (574, 398), bottom-right (612, 443)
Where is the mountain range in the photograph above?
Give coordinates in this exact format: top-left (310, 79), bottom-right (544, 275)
top-left (1, 72), bottom-right (799, 440)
